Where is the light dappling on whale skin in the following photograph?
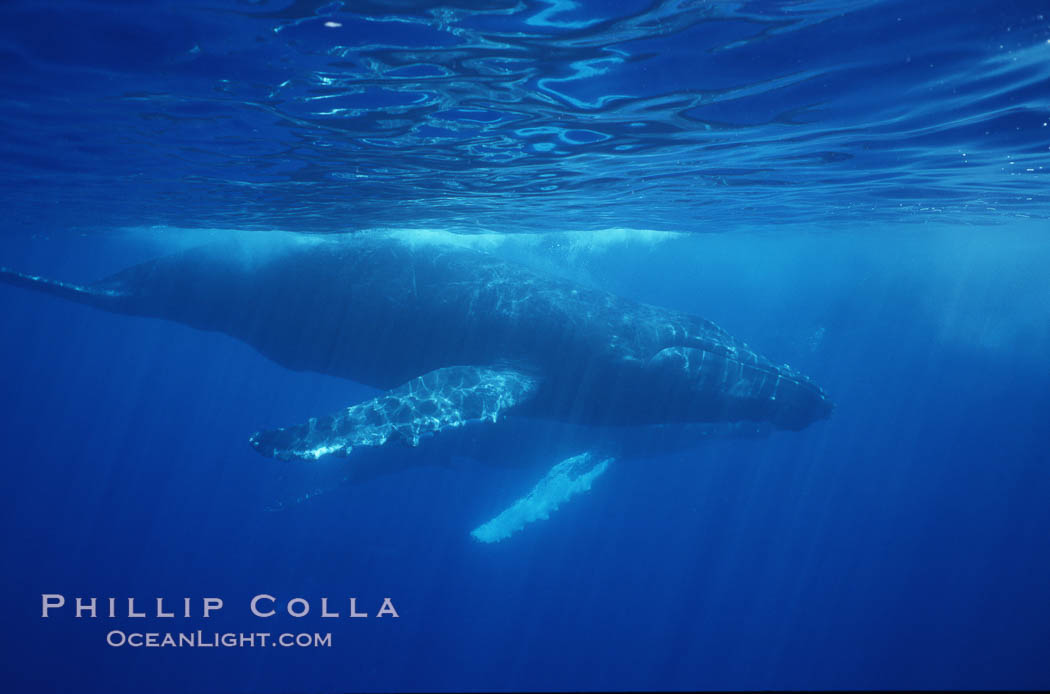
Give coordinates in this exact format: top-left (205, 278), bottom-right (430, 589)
top-left (0, 232), bottom-right (832, 541)
top-left (249, 366), bottom-right (537, 462)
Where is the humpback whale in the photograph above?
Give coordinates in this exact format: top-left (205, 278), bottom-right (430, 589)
top-left (1, 233), bottom-right (831, 541)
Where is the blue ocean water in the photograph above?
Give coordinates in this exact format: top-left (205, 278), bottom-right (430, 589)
top-left (0, 1), bottom-right (1048, 692)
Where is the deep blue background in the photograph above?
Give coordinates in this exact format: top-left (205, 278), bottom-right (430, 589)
top-left (1, 228), bottom-right (1048, 692)
top-left (0, 0), bottom-right (1049, 692)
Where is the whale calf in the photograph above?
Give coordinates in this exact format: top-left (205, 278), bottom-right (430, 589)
top-left (1, 233), bottom-right (831, 540)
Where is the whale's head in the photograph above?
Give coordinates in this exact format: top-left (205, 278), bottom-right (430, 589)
top-left (644, 345), bottom-right (832, 431)
top-left (760, 369), bottom-right (834, 430)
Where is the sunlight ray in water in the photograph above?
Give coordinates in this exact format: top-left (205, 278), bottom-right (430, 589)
top-left (0, 0), bottom-right (1048, 691)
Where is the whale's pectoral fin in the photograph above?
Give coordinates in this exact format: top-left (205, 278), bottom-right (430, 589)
top-left (249, 365), bottom-right (538, 462)
top-left (470, 451), bottom-right (613, 543)
top-left (0, 267), bottom-right (128, 310)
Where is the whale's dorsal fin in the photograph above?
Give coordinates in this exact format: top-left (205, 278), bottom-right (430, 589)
top-left (249, 366), bottom-right (538, 462)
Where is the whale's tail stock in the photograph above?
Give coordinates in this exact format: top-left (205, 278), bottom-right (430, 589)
top-left (0, 267), bottom-right (128, 311)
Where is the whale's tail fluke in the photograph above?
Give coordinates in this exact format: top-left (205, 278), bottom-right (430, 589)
top-left (0, 267), bottom-right (127, 311)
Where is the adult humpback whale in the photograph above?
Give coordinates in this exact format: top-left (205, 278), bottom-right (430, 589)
top-left (1, 233), bottom-right (831, 541)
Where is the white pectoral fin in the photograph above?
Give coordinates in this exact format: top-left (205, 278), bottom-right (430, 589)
top-left (470, 451), bottom-right (613, 544)
top-left (248, 365), bottom-right (537, 462)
